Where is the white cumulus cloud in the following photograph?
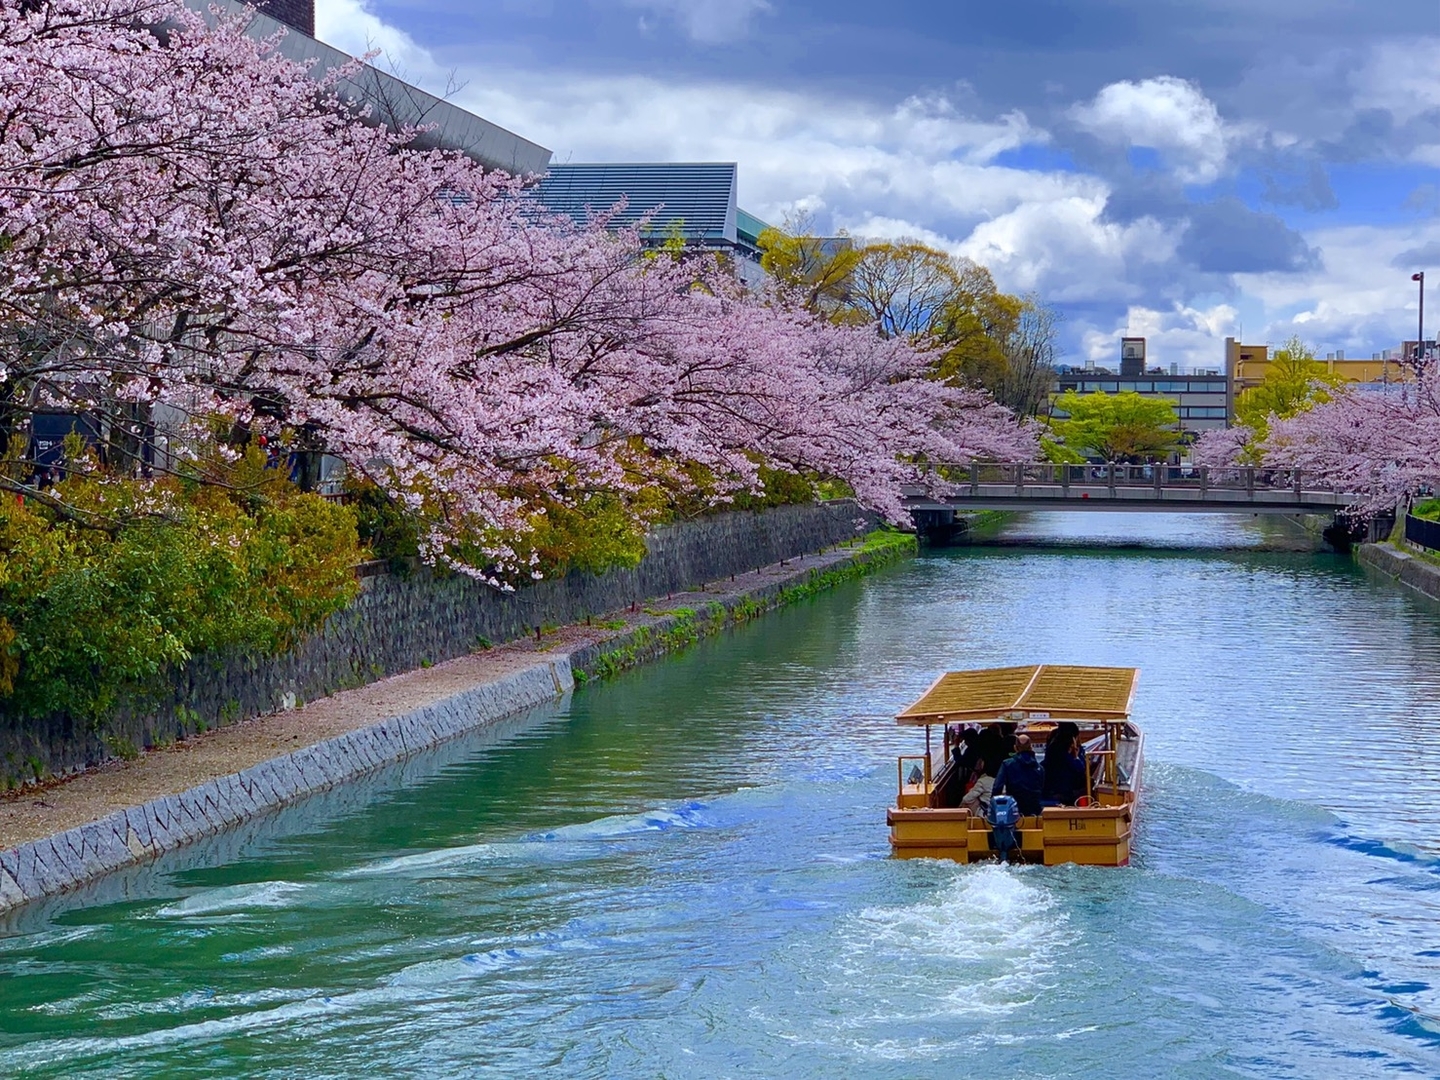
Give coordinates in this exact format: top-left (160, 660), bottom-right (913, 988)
top-left (1080, 304), bottom-right (1240, 373)
top-left (311, 0), bottom-right (1424, 367)
top-left (1071, 76), bottom-right (1233, 184)
top-left (315, 0), bottom-right (435, 75)
top-left (957, 196), bottom-right (1177, 306)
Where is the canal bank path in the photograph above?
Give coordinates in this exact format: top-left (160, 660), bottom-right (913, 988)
top-left (0, 535), bottom-right (906, 913)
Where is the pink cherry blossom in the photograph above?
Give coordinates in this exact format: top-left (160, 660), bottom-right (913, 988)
top-left (1258, 370), bottom-right (1440, 513)
top-left (0, 0), bottom-right (1035, 577)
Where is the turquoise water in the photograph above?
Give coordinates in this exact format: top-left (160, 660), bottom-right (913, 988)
top-left (2, 513), bottom-right (1439, 1077)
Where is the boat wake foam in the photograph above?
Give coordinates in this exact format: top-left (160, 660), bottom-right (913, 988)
top-left (526, 800), bottom-right (714, 842)
top-left (339, 800), bottom-right (719, 880)
top-left (151, 880), bottom-right (308, 918)
top-left (836, 866), bottom-right (1069, 1021)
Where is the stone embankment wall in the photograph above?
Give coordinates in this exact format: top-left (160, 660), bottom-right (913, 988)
top-left (1357, 541), bottom-right (1440, 603)
top-left (0, 534), bottom-right (913, 914)
top-left (0, 502), bottom-right (875, 786)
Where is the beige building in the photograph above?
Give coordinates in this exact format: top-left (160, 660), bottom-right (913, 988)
top-left (1224, 337), bottom-right (1412, 422)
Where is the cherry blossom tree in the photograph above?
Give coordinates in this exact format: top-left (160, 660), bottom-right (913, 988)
top-left (0, 0), bottom-right (1034, 579)
top-left (1260, 372), bottom-right (1440, 513)
top-left (1194, 361), bottom-right (1440, 514)
top-left (1191, 425), bottom-right (1253, 468)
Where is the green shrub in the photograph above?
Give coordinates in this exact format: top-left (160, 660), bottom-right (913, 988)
top-left (727, 466), bottom-right (817, 512)
top-left (346, 478), bottom-right (421, 573)
top-left (1412, 499), bottom-right (1440, 522)
top-left (0, 448), bottom-right (361, 720)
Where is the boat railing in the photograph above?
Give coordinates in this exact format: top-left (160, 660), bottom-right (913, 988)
top-left (896, 754), bottom-right (931, 808)
top-left (1087, 749), bottom-right (1116, 803)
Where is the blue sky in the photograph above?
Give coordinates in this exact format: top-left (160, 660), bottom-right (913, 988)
top-left (315, 0), bottom-right (1440, 371)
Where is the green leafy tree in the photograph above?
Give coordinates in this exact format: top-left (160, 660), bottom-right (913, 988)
top-left (931, 267), bottom-right (1022, 390)
top-left (757, 213), bottom-right (863, 317)
top-left (984, 298), bottom-right (1062, 417)
top-left (847, 241), bottom-right (968, 339)
top-left (1235, 335), bottom-right (1342, 443)
top-left (760, 234), bottom-right (858, 319)
top-left (641, 218), bottom-right (689, 260)
top-left (840, 241), bottom-right (1060, 416)
top-left (1050, 390), bottom-right (1179, 462)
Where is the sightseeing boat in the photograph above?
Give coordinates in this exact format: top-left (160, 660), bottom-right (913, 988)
top-left (887, 664), bottom-right (1143, 866)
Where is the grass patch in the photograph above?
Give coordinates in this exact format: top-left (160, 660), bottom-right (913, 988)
top-left (102, 734), bottom-right (141, 762)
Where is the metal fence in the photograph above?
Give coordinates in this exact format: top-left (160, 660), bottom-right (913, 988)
top-left (1406, 513), bottom-right (1440, 551)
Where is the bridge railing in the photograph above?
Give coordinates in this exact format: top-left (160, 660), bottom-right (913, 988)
top-left (920, 463), bottom-right (1352, 497)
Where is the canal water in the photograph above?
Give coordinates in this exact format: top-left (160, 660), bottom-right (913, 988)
top-left (3, 513), bottom-right (1440, 1078)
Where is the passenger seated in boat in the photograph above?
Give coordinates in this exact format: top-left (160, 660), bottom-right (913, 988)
top-left (971, 726), bottom-right (1009, 780)
top-left (1042, 722), bottom-right (1087, 806)
top-left (992, 734), bottom-right (1044, 816)
top-left (960, 757), bottom-right (995, 814)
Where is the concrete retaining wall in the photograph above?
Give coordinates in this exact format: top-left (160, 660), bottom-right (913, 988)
top-left (0, 660), bottom-right (571, 912)
top-left (0, 502), bottom-right (874, 785)
top-left (0, 536), bottom-right (911, 914)
top-left (1356, 541), bottom-right (1440, 603)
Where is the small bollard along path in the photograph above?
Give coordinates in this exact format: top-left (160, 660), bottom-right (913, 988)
top-left (0, 532), bottom-right (912, 914)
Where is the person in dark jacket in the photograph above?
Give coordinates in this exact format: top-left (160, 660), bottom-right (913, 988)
top-left (1042, 722), bottom-right (1087, 806)
top-left (993, 733), bottom-right (1045, 816)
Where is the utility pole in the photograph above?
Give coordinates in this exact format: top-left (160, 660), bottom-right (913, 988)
top-left (1414, 271), bottom-right (1426, 365)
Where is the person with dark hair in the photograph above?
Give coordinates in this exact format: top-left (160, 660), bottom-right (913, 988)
top-left (974, 726), bottom-right (1010, 778)
top-left (961, 754), bottom-right (996, 814)
top-left (993, 733), bottom-right (1045, 816)
top-left (1042, 722), bottom-right (1087, 806)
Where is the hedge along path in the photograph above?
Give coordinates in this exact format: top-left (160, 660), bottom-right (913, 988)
top-left (0, 532), bottom-right (916, 913)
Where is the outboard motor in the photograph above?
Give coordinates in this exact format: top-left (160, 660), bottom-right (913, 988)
top-left (987, 794), bottom-right (1021, 863)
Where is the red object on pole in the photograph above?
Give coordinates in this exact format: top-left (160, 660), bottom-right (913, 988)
top-left (1414, 271), bottom-right (1426, 364)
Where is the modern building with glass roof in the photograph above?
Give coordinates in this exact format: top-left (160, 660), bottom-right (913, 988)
top-left (535, 163), bottom-right (774, 285)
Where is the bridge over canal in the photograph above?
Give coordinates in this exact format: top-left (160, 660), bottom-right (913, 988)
top-left (904, 464), bottom-right (1373, 542)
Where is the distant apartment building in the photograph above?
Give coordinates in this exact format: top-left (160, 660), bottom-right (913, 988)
top-left (1051, 337), bottom-right (1229, 435)
top-left (1398, 340), bottom-right (1439, 365)
top-left (1224, 337), bottom-right (1417, 422)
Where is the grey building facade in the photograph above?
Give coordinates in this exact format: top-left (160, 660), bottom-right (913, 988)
top-left (199, 0), bottom-right (552, 176)
top-left (534, 163), bottom-right (772, 285)
top-left (1051, 370), bottom-right (1230, 435)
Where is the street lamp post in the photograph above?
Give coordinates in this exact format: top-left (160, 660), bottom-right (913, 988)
top-left (1414, 271), bottom-right (1426, 365)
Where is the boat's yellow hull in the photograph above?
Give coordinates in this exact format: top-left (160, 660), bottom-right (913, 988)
top-left (887, 802), bottom-right (1135, 867)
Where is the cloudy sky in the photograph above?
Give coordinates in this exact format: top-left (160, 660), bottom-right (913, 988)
top-left (314, 0), bottom-right (1440, 371)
